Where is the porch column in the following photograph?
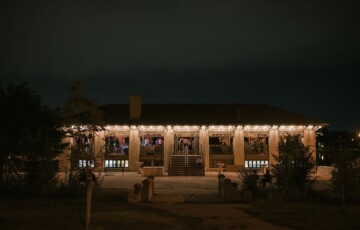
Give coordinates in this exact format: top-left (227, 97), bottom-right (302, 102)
top-left (304, 128), bottom-right (316, 162)
top-left (269, 128), bottom-right (279, 168)
top-left (233, 128), bottom-right (245, 167)
top-left (199, 126), bottom-right (209, 171)
top-left (164, 126), bottom-right (174, 172)
top-left (94, 131), bottom-right (105, 172)
top-left (59, 137), bottom-right (72, 172)
top-left (129, 126), bottom-right (140, 172)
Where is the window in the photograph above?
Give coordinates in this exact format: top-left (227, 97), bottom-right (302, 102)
top-left (208, 134), bottom-right (234, 168)
top-left (245, 160), bottom-right (268, 168)
top-left (78, 160), bottom-right (94, 168)
top-left (244, 133), bottom-right (269, 155)
top-left (140, 134), bottom-right (164, 156)
top-left (209, 134), bottom-right (233, 155)
top-left (105, 133), bottom-right (129, 155)
top-left (105, 160), bottom-right (129, 168)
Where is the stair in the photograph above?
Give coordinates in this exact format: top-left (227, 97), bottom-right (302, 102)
top-left (151, 193), bottom-right (221, 203)
top-left (169, 155), bottom-right (205, 176)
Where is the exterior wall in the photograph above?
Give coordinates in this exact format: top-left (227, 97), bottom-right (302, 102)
top-left (269, 129), bottom-right (279, 168)
top-left (58, 125), bottom-right (318, 173)
top-left (233, 128), bottom-right (245, 167)
top-left (129, 127), bottom-right (140, 172)
top-left (303, 128), bottom-right (317, 161)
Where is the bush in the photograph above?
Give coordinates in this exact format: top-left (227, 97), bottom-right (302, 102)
top-left (331, 149), bottom-right (360, 206)
top-left (56, 170), bottom-right (86, 198)
top-left (241, 170), bottom-right (260, 200)
top-left (272, 134), bottom-right (315, 200)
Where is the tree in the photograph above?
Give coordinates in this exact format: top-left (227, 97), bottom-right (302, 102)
top-left (317, 128), bottom-right (360, 166)
top-left (0, 83), bottom-right (65, 193)
top-left (62, 81), bottom-right (104, 230)
top-left (331, 149), bottom-right (360, 207)
top-left (272, 134), bottom-right (315, 199)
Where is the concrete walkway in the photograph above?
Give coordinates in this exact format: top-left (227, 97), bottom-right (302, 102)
top-left (98, 171), bottom-right (331, 203)
top-left (101, 172), bottom-right (241, 193)
top-left (99, 171), bottom-right (242, 202)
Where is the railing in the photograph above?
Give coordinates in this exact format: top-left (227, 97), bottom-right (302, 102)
top-left (140, 145), bottom-right (164, 156)
top-left (244, 144), bottom-right (269, 156)
top-left (209, 145), bottom-right (233, 155)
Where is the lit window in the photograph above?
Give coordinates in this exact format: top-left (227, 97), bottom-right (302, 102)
top-left (78, 160), bottom-right (94, 168)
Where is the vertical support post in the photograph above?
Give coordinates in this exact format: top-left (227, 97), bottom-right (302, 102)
top-left (164, 126), bottom-right (174, 172)
top-left (233, 127), bottom-right (244, 167)
top-left (129, 126), bottom-right (140, 172)
top-left (199, 126), bottom-right (209, 171)
top-left (269, 128), bottom-right (279, 169)
top-left (304, 127), bottom-right (316, 162)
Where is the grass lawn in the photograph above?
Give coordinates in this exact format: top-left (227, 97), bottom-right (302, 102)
top-left (0, 197), bottom-right (202, 230)
top-left (241, 200), bottom-right (360, 230)
top-left (1, 188), bottom-right (359, 230)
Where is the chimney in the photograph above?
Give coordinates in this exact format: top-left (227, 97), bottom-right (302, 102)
top-left (129, 96), bottom-right (142, 120)
top-left (236, 108), bottom-right (240, 122)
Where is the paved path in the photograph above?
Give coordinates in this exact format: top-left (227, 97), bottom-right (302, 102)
top-left (101, 172), bottom-right (242, 193)
top-left (98, 172), bottom-right (290, 229)
top-left (100, 171), bottom-right (243, 202)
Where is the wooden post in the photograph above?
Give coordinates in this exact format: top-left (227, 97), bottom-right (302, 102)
top-left (85, 167), bottom-right (92, 230)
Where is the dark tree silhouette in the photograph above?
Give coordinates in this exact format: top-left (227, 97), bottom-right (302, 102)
top-left (331, 149), bottom-right (360, 207)
top-left (62, 80), bottom-right (104, 230)
top-left (0, 83), bottom-right (65, 192)
top-left (272, 134), bottom-right (315, 199)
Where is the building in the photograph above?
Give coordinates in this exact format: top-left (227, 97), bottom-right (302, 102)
top-left (58, 96), bottom-right (326, 175)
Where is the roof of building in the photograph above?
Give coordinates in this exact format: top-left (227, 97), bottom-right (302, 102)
top-left (99, 104), bottom-right (328, 126)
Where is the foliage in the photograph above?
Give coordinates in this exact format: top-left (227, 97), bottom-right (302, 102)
top-left (242, 200), bottom-right (360, 230)
top-left (56, 170), bottom-right (86, 198)
top-left (241, 170), bottom-right (260, 200)
top-left (316, 128), bottom-right (360, 166)
top-left (0, 83), bottom-right (66, 195)
top-left (331, 149), bottom-right (360, 206)
top-left (61, 80), bottom-right (105, 230)
top-left (62, 81), bottom-right (105, 171)
top-left (271, 134), bottom-right (315, 200)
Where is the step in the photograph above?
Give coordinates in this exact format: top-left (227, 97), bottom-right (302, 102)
top-left (151, 193), bottom-right (221, 203)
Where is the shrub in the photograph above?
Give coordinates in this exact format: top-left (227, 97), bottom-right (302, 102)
top-left (272, 134), bottom-right (315, 200)
top-left (331, 149), bottom-right (360, 206)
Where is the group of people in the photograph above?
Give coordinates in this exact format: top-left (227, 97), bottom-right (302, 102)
top-left (196, 157), bottom-right (203, 167)
top-left (105, 135), bottom-right (129, 155)
top-left (142, 137), bottom-right (163, 146)
top-left (238, 167), bottom-right (272, 189)
top-left (178, 138), bottom-right (193, 154)
top-left (244, 136), bottom-right (269, 155)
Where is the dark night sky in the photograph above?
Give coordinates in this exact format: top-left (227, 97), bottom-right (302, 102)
top-left (1, 0), bottom-right (359, 131)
